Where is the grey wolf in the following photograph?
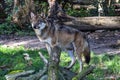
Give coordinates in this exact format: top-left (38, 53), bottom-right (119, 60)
top-left (30, 12), bottom-right (90, 72)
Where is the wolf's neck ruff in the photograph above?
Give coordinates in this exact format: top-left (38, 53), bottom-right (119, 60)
top-left (33, 19), bottom-right (56, 46)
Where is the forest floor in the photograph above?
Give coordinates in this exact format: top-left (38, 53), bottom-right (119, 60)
top-left (0, 30), bottom-right (120, 55)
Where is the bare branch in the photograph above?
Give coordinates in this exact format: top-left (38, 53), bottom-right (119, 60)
top-left (73, 65), bottom-right (95, 80)
top-left (47, 0), bottom-right (75, 22)
top-left (38, 52), bottom-right (48, 65)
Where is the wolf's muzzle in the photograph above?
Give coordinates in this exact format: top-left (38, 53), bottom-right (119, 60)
top-left (33, 25), bottom-right (39, 29)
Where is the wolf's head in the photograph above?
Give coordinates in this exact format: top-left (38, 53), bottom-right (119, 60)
top-left (30, 12), bottom-right (46, 30)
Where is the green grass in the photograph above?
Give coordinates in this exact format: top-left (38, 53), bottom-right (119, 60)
top-left (60, 51), bottom-right (120, 79)
top-left (0, 45), bottom-right (48, 80)
top-left (0, 46), bottom-right (120, 80)
top-left (86, 52), bottom-right (120, 80)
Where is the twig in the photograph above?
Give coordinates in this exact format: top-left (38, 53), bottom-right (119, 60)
top-left (15, 52), bottom-right (48, 80)
top-left (35, 52), bottom-right (48, 79)
top-left (38, 52), bottom-right (48, 64)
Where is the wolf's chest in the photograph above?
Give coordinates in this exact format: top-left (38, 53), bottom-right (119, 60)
top-left (38, 37), bottom-right (52, 45)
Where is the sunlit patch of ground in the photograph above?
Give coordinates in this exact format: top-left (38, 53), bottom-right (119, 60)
top-left (0, 31), bottom-right (120, 54)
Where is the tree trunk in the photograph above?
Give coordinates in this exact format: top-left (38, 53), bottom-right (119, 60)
top-left (48, 46), bottom-right (61, 80)
top-left (12, 0), bottom-right (35, 28)
top-left (0, 0), bottom-right (7, 19)
top-left (102, 0), bottom-right (110, 15)
top-left (48, 0), bottom-right (75, 22)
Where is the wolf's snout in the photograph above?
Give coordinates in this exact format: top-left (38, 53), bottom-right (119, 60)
top-left (33, 25), bottom-right (39, 29)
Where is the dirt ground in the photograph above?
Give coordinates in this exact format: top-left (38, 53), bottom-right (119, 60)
top-left (0, 30), bottom-right (120, 54)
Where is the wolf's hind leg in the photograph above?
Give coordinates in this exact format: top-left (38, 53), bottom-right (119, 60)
top-left (77, 58), bottom-right (83, 72)
top-left (66, 50), bottom-right (76, 69)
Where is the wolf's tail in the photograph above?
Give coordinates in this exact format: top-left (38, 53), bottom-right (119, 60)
top-left (83, 43), bottom-right (91, 64)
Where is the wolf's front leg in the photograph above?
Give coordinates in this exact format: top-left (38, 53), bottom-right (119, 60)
top-left (45, 44), bottom-right (52, 56)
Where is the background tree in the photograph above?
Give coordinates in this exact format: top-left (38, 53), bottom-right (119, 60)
top-left (12, 0), bottom-right (35, 28)
top-left (1, 0), bottom-right (119, 28)
top-left (0, 0), bottom-right (7, 19)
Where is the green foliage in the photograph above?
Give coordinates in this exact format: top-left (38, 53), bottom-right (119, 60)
top-left (35, 1), bottom-right (48, 13)
top-left (60, 51), bottom-right (120, 79)
top-left (0, 22), bottom-right (17, 35)
top-left (86, 52), bottom-right (120, 79)
top-left (0, 21), bottom-right (35, 36)
top-left (67, 8), bottom-right (90, 17)
top-left (8, 70), bottom-right (24, 74)
top-left (0, 46), bottom-right (120, 80)
top-left (0, 46), bottom-right (48, 80)
top-left (108, 6), bottom-right (116, 16)
top-left (60, 51), bottom-right (71, 66)
top-left (2, 0), bottom-right (13, 17)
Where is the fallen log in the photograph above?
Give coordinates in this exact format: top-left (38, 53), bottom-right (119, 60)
top-left (63, 16), bottom-right (120, 31)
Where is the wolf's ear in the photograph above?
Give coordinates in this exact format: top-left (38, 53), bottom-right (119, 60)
top-left (40, 12), bottom-right (46, 19)
top-left (30, 12), bottom-right (36, 20)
